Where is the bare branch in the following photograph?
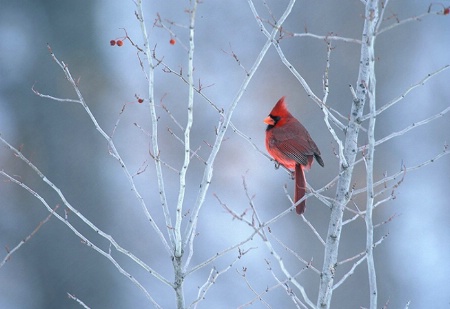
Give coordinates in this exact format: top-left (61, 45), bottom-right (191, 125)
top-left (318, 1), bottom-right (380, 307)
top-left (360, 65), bottom-right (450, 121)
top-left (377, 10), bottom-right (441, 36)
top-left (361, 105), bottom-right (450, 151)
top-left (32, 84), bottom-right (81, 104)
top-left (333, 233), bottom-right (388, 291)
top-left (271, 233), bottom-right (321, 275)
top-left (290, 32), bottom-right (361, 44)
top-left (135, 0), bottom-right (175, 250)
top-left (0, 138), bottom-right (172, 289)
top-left (0, 204), bottom-right (58, 269)
top-left (67, 293), bottom-right (91, 309)
top-left (190, 259), bottom-right (240, 309)
top-left (0, 169), bottom-right (163, 307)
top-left (37, 45), bottom-right (174, 254)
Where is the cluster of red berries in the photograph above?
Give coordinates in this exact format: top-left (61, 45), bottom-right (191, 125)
top-left (110, 39), bottom-right (124, 47)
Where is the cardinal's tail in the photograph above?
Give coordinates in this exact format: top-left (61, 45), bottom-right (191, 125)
top-left (294, 163), bottom-right (307, 214)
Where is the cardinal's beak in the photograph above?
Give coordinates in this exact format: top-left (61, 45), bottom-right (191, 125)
top-left (264, 116), bottom-right (275, 125)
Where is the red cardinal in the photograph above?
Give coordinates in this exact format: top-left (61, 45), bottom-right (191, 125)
top-left (264, 96), bottom-right (324, 214)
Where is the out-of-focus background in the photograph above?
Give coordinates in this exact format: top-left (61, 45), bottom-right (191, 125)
top-left (1, 1), bottom-right (449, 308)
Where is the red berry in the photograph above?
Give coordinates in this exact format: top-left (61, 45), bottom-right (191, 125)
top-left (117, 40), bottom-right (123, 47)
top-left (444, 7), bottom-right (450, 15)
top-left (137, 98), bottom-right (144, 104)
top-left (169, 38), bottom-right (176, 45)
top-left (110, 40), bottom-right (116, 46)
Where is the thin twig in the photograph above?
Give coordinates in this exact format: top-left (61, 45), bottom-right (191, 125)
top-left (0, 204), bottom-right (59, 269)
top-left (376, 10), bottom-right (440, 35)
top-left (67, 293), bottom-right (91, 309)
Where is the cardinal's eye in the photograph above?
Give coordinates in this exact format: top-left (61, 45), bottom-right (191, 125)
top-left (271, 115), bottom-right (281, 124)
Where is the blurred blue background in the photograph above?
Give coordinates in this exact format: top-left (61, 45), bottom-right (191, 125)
top-left (1, 0), bottom-right (450, 308)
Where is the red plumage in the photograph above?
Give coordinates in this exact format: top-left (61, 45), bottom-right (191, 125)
top-left (264, 96), bottom-right (324, 214)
